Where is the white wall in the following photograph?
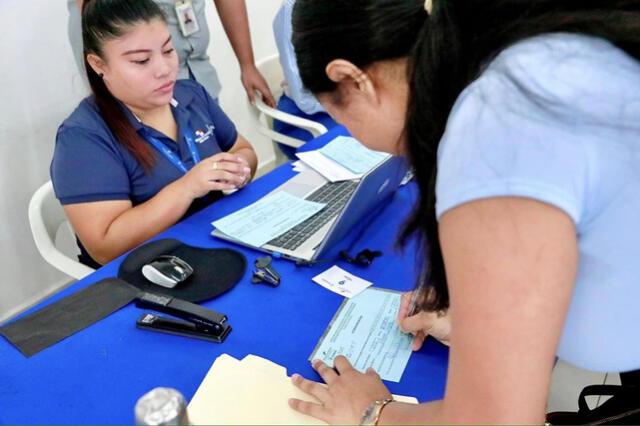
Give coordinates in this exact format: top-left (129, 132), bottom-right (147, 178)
top-left (0, 0), bottom-right (282, 322)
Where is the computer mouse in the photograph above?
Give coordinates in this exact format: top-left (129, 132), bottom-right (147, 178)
top-left (141, 255), bottom-right (194, 288)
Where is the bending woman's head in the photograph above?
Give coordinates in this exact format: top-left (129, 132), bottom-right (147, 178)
top-left (293, 0), bottom-right (426, 154)
top-left (293, 0), bottom-right (640, 311)
top-left (81, 0), bottom-right (178, 168)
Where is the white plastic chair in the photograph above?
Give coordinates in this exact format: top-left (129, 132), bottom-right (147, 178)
top-left (28, 181), bottom-right (95, 280)
top-left (252, 54), bottom-right (328, 152)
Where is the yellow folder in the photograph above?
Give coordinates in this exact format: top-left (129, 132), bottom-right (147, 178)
top-left (187, 353), bottom-right (418, 425)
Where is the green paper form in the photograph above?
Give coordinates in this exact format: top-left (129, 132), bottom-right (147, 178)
top-left (309, 287), bottom-right (413, 382)
top-left (212, 191), bottom-right (326, 247)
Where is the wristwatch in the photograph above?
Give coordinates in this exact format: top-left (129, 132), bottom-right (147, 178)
top-left (360, 398), bottom-right (394, 425)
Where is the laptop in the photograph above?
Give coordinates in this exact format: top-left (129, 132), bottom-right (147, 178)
top-left (211, 155), bottom-right (408, 262)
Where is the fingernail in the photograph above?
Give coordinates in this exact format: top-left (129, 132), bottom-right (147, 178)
top-left (243, 167), bottom-right (251, 173)
top-left (291, 373), bottom-right (300, 382)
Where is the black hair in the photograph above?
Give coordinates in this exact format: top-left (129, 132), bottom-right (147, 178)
top-left (293, 0), bottom-right (640, 311)
top-left (82, 0), bottom-right (167, 170)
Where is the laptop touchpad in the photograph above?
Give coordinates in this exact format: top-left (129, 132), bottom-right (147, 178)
top-left (276, 181), bottom-right (317, 198)
top-left (270, 168), bottom-right (328, 198)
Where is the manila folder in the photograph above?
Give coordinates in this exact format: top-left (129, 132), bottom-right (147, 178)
top-left (187, 353), bottom-right (417, 425)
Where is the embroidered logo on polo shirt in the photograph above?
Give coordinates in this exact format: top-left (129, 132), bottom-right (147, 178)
top-left (194, 124), bottom-right (215, 143)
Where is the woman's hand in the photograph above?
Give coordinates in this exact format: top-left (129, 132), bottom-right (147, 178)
top-left (177, 152), bottom-right (252, 199)
top-left (397, 291), bottom-right (451, 350)
top-left (289, 356), bottom-right (392, 425)
top-left (209, 152), bottom-right (252, 189)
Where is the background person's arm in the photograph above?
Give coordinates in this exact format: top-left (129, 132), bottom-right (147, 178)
top-left (213, 0), bottom-right (276, 106)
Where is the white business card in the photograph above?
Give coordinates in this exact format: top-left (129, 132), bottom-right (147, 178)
top-left (312, 265), bottom-right (373, 298)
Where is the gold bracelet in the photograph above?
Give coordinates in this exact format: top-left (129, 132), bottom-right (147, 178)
top-left (360, 398), bottom-right (394, 425)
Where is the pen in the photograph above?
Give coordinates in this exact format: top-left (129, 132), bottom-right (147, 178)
top-left (407, 264), bottom-right (430, 317)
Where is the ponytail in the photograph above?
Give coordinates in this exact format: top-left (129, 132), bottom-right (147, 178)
top-left (84, 60), bottom-right (156, 170)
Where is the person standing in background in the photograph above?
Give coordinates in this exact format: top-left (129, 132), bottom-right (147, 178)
top-left (273, 0), bottom-right (324, 116)
top-left (271, 0), bottom-right (337, 158)
top-left (67, 0), bottom-right (276, 106)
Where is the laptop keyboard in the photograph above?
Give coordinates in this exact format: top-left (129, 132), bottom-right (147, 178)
top-left (267, 180), bottom-right (359, 251)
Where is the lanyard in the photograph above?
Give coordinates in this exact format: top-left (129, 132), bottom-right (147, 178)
top-left (144, 126), bottom-right (201, 174)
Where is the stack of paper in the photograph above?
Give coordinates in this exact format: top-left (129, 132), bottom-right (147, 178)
top-left (296, 136), bottom-right (390, 182)
top-left (187, 354), bottom-right (417, 425)
top-left (211, 191), bottom-right (325, 247)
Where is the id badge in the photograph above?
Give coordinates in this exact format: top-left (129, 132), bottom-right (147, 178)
top-left (175, 0), bottom-right (200, 37)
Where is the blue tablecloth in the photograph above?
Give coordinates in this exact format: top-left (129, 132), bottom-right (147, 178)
top-left (0, 126), bottom-right (448, 425)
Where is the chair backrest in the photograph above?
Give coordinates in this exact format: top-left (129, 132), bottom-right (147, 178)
top-left (252, 54), bottom-right (328, 152)
top-left (28, 181), bottom-right (95, 280)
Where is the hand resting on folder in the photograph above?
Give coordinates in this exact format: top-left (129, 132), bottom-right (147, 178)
top-left (187, 353), bottom-right (417, 425)
top-left (289, 356), bottom-right (397, 425)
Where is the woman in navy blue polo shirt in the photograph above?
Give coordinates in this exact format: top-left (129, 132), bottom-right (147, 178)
top-left (51, 0), bottom-right (257, 268)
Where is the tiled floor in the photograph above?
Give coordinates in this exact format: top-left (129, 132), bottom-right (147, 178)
top-left (547, 360), bottom-right (618, 413)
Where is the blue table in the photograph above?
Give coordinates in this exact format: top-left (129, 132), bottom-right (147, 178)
top-left (0, 126), bottom-right (448, 425)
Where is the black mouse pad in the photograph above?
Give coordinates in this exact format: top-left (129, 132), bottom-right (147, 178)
top-left (118, 239), bottom-right (246, 302)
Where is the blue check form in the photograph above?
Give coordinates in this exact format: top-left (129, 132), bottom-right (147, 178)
top-left (319, 136), bottom-right (389, 174)
top-left (211, 191), bottom-right (325, 247)
top-left (309, 287), bottom-right (413, 382)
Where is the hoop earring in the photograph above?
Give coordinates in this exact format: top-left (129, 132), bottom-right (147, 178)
top-left (424, 0), bottom-right (433, 14)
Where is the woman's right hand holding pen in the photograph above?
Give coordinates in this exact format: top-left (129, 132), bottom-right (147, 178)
top-left (397, 290), bottom-right (451, 350)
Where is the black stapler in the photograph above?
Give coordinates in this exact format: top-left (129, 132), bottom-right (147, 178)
top-left (134, 292), bottom-right (231, 343)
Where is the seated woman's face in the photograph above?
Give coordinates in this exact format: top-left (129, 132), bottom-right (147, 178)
top-left (93, 18), bottom-right (179, 111)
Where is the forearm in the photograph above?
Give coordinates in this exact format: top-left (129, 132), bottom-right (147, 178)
top-left (378, 399), bottom-right (445, 425)
top-left (213, 0), bottom-right (255, 69)
top-left (89, 181), bottom-right (193, 264)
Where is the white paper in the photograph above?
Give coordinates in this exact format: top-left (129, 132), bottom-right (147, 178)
top-left (312, 265), bottom-right (373, 298)
top-left (291, 160), bottom-right (308, 173)
top-left (296, 150), bottom-right (360, 182)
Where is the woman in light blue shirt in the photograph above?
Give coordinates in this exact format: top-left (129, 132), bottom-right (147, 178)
top-left (286, 0), bottom-right (640, 424)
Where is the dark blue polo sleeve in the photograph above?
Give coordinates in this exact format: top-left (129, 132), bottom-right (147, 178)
top-left (51, 125), bottom-right (131, 205)
top-left (199, 84), bottom-right (238, 151)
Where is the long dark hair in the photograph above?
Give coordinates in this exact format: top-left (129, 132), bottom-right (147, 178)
top-left (82, 0), bottom-right (167, 169)
top-left (293, 0), bottom-right (640, 311)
